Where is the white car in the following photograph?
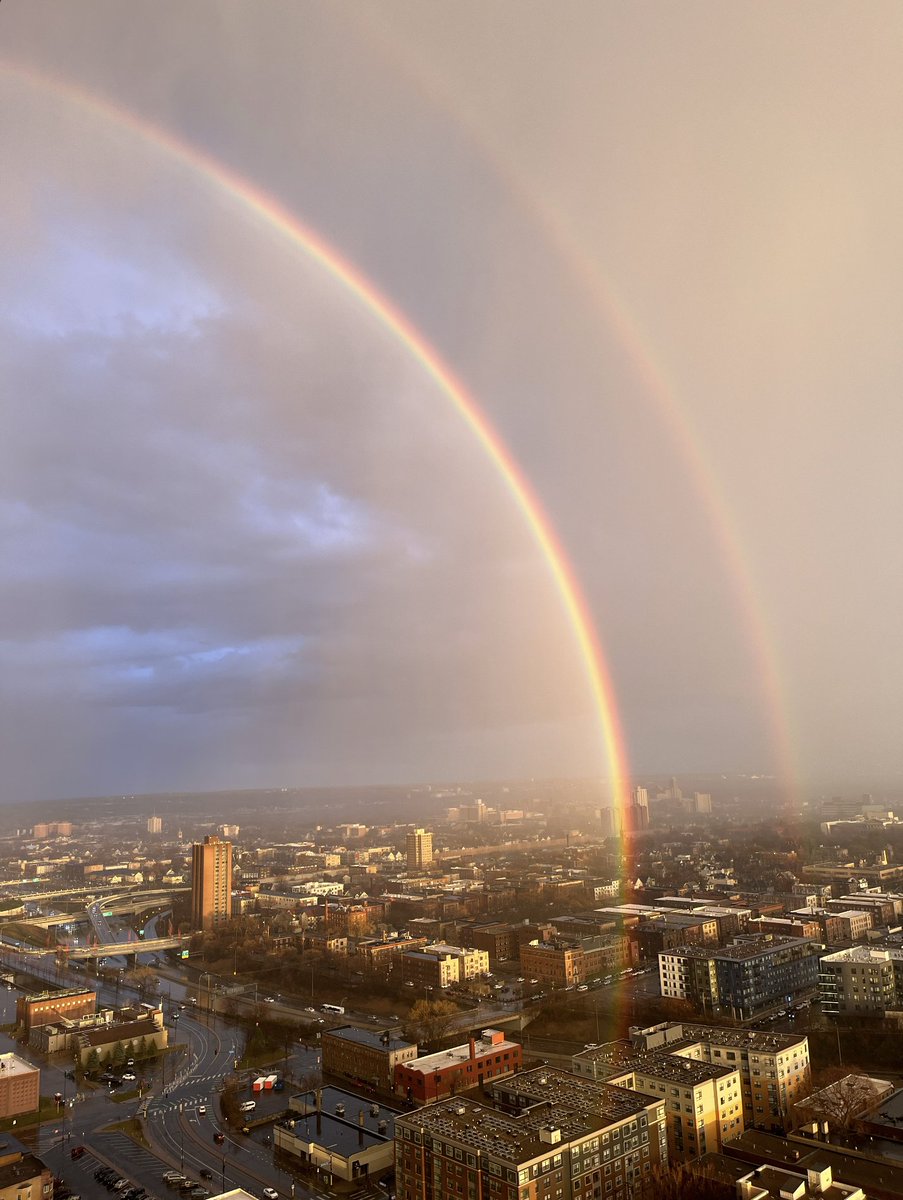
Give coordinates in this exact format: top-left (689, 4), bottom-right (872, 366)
top-left (121, 1073), bottom-right (136, 1081)
top-left (263, 1190), bottom-right (278, 1200)
top-left (198, 1105), bottom-right (207, 1116)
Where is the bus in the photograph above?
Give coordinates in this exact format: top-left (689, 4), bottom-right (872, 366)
top-left (321, 1003), bottom-right (345, 1015)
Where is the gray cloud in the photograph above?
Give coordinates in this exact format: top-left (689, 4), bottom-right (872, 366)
top-left (4, 2), bottom-right (900, 799)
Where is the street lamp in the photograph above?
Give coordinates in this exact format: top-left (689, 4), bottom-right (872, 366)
top-left (179, 1101), bottom-right (184, 1172)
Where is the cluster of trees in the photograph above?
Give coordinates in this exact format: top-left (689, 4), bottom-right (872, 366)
top-left (82, 1034), bottom-right (159, 1072)
top-left (402, 999), bottom-right (458, 1050)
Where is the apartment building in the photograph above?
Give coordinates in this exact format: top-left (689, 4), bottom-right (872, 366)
top-left (825, 910), bottom-right (874, 943)
top-left (747, 917), bottom-right (822, 941)
top-left (357, 934), bottom-right (429, 968)
top-left (570, 1041), bottom-right (743, 1163)
top-left (395, 1029), bottom-right (521, 1103)
top-left (827, 892), bottom-right (903, 926)
top-left (632, 916), bottom-right (718, 959)
top-left (191, 834), bottom-right (233, 931)
top-left (574, 1022), bottom-right (810, 1142)
top-left (395, 1068), bottom-right (668, 1200)
top-left (462, 923), bottom-right (521, 964)
top-left (818, 945), bottom-right (903, 1017)
top-left (658, 936), bottom-right (821, 1020)
top-left (400, 945), bottom-right (489, 990)
top-left (628, 1021), bottom-right (810, 1131)
top-left (520, 935), bottom-right (629, 988)
top-left (322, 1026), bottom-right (418, 1092)
top-left (0, 1055), bottom-right (39, 1119)
top-left (406, 829), bottom-right (434, 871)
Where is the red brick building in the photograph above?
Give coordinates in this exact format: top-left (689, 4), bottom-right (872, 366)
top-left (16, 987), bottom-right (96, 1034)
top-left (394, 1028), bottom-right (522, 1103)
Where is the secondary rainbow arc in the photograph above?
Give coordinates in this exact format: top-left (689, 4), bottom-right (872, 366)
top-left (1, 61), bottom-right (631, 814)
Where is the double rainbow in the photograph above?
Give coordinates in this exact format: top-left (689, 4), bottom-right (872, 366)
top-left (2, 63), bottom-right (631, 814)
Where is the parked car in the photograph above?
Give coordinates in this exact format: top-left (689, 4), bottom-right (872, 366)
top-left (197, 1105), bottom-right (207, 1116)
top-left (263, 1190), bottom-right (278, 1200)
top-left (213, 1133), bottom-right (225, 1145)
top-left (200, 1170), bottom-right (213, 1181)
top-left (71, 1147), bottom-right (86, 1160)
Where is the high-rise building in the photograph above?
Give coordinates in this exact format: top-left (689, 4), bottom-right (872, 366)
top-left (220, 824), bottom-right (240, 838)
top-left (693, 792), bottom-right (712, 814)
top-left (406, 828), bottom-right (433, 871)
top-left (147, 815), bottom-right (162, 834)
top-left (191, 835), bottom-right (233, 931)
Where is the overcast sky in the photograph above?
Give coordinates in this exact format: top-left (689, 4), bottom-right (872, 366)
top-left (2, 2), bottom-right (902, 803)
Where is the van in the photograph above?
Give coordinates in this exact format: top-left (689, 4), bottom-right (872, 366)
top-left (239, 1100), bottom-right (256, 1113)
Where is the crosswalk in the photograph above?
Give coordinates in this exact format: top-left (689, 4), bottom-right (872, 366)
top-left (149, 1095), bottom-right (212, 1114)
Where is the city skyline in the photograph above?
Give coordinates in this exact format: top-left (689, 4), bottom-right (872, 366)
top-left (3, 4), bottom-right (903, 802)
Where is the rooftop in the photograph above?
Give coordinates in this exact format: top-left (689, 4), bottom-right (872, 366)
top-left (402, 1033), bottom-right (519, 1074)
top-left (289, 1085), bottom-right (398, 1151)
top-left (573, 1040), bottom-right (738, 1086)
top-left (322, 1026), bottom-right (414, 1053)
top-left (679, 1022), bottom-right (810, 1053)
top-left (0, 1054), bottom-right (38, 1079)
top-left (821, 944), bottom-right (903, 963)
top-left (663, 936), bottom-right (820, 961)
top-left (0, 1152), bottom-right (48, 1191)
top-left (398, 1070), bottom-right (658, 1165)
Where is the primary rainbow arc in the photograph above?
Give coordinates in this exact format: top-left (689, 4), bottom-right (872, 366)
top-left (1, 62), bottom-right (631, 815)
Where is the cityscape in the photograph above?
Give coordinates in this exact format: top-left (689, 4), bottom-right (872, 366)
top-left (5, 5), bottom-right (903, 1200)
top-left (0, 785), bottom-right (898, 1200)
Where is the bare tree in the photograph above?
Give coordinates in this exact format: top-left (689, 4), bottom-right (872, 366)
top-left (794, 1068), bottom-right (883, 1132)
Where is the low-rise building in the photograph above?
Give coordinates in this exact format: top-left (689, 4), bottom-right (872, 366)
top-left (826, 910), bottom-right (874, 943)
top-left (322, 1027), bottom-right (418, 1092)
top-left (400, 945), bottom-right (489, 990)
top-left (16, 987), bottom-right (96, 1035)
top-left (356, 935), bottom-right (429, 969)
top-left (394, 1029), bottom-right (521, 1104)
top-left (747, 917), bottom-right (822, 941)
top-left (736, 1162), bottom-right (864, 1200)
top-left (274, 1087), bottom-right (397, 1182)
top-left (520, 934), bottom-right (629, 988)
top-left (0, 1136), bottom-right (52, 1200)
top-left (73, 1004), bottom-right (167, 1066)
